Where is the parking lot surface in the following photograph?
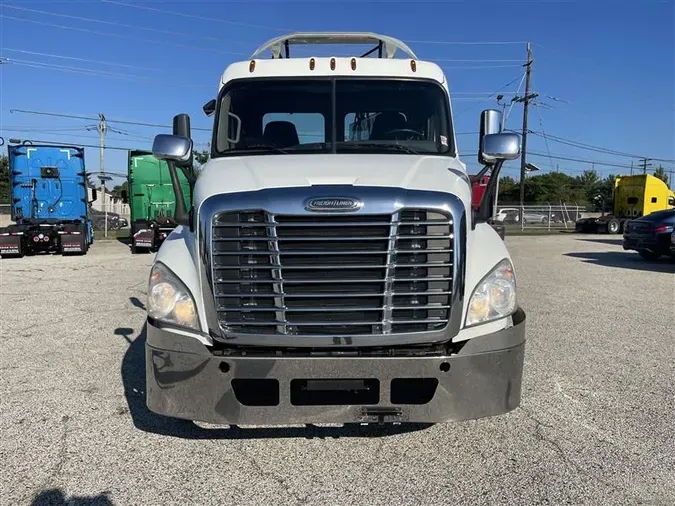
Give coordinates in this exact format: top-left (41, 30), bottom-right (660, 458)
top-left (1, 234), bottom-right (673, 506)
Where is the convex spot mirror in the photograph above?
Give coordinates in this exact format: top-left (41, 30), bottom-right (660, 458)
top-left (203, 99), bottom-right (216, 117)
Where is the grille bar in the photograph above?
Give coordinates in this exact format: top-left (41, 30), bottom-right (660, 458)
top-left (214, 220), bottom-right (452, 228)
top-left (214, 235), bottom-right (452, 242)
top-left (217, 319), bottom-right (450, 327)
top-left (213, 249), bottom-right (452, 256)
top-left (217, 305), bottom-right (450, 312)
top-left (211, 208), bottom-right (453, 336)
top-left (214, 290), bottom-right (452, 298)
top-left (214, 262), bottom-right (453, 270)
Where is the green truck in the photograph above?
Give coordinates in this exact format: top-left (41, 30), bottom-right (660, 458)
top-left (121, 149), bottom-right (191, 253)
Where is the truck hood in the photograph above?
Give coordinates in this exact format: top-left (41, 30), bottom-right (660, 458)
top-left (193, 154), bottom-right (471, 208)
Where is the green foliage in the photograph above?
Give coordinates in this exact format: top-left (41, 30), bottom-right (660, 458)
top-left (0, 155), bottom-right (9, 204)
top-left (654, 166), bottom-right (669, 185)
top-left (111, 181), bottom-right (129, 199)
top-left (498, 171), bottom-right (586, 205)
top-left (194, 149), bottom-right (209, 167)
top-left (497, 169), bottom-right (619, 210)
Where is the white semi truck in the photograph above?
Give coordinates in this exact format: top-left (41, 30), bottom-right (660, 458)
top-left (144, 33), bottom-right (526, 425)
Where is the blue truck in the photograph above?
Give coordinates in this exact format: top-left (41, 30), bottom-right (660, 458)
top-left (0, 142), bottom-right (96, 258)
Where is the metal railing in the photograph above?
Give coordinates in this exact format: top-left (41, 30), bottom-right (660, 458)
top-left (493, 204), bottom-right (588, 230)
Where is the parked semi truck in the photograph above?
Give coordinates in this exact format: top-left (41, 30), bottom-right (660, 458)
top-left (469, 174), bottom-right (505, 239)
top-left (0, 141), bottom-right (95, 258)
top-left (143, 32), bottom-right (526, 426)
top-left (576, 174), bottom-right (675, 234)
top-left (123, 149), bottom-right (191, 253)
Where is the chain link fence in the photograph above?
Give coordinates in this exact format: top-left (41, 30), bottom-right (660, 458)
top-left (0, 203), bottom-right (11, 229)
top-left (494, 204), bottom-right (593, 230)
top-left (0, 202), bottom-right (130, 233)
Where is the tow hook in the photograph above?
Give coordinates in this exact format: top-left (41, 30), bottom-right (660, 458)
top-left (361, 407), bottom-right (404, 425)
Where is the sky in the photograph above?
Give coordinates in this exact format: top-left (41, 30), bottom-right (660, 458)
top-left (0, 0), bottom-right (674, 190)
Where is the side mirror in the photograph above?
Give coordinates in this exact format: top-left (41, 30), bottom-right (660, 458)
top-left (203, 99), bottom-right (216, 117)
top-left (152, 134), bottom-right (193, 164)
top-left (121, 189), bottom-right (128, 204)
top-left (668, 196), bottom-right (675, 206)
top-left (480, 133), bottom-right (521, 164)
top-left (478, 109), bottom-right (503, 165)
top-left (91, 188), bottom-right (98, 202)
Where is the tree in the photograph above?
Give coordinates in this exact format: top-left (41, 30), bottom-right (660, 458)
top-left (575, 169), bottom-right (601, 203)
top-left (111, 181), bottom-right (128, 199)
top-left (0, 155), bottom-right (9, 205)
top-left (590, 174), bottom-right (617, 212)
top-left (654, 165), bottom-right (669, 185)
top-left (194, 149), bottom-right (209, 168)
top-left (497, 172), bottom-right (587, 205)
top-left (497, 176), bottom-right (518, 199)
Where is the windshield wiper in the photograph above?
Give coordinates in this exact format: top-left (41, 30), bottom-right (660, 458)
top-left (340, 142), bottom-right (421, 155)
top-left (236, 144), bottom-right (290, 154)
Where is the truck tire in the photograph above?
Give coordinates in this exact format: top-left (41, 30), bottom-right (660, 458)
top-left (81, 223), bottom-right (90, 255)
top-left (606, 218), bottom-right (620, 234)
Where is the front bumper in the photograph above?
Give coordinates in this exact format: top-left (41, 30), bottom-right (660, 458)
top-left (145, 309), bottom-right (526, 425)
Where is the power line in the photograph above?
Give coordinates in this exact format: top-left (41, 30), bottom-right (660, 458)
top-left (534, 102), bottom-right (555, 171)
top-left (0, 3), bottom-right (259, 49)
top-left (527, 151), bottom-right (633, 169)
top-left (429, 58), bottom-right (524, 63)
top-left (441, 64), bottom-right (526, 69)
top-left (8, 109), bottom-right (213, 132)
top-left (6, 58), bottom-right (159, 81)
top-left (528, 131), bottom-right (675, 162)
top-left (453, 73), bottom-right (526, 117)
top-left (5, 59), bottom-right (211, 89)
top-left (405, 39), bottom-right (529, 45)
top-left (0, 14), bottom-right (247, 56)
top-left (102, 0), bottom-right (291, 32)
top-left (2, 48), bottom-right (164, 72)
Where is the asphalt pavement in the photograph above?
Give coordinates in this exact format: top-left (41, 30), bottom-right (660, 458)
top-left (1, 234), bottom-right (673, 506)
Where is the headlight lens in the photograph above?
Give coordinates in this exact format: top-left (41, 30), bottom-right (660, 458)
top-left (465, 258), bottom-right (516, 327)
top-left (148, 262), bottom-right (200, 330)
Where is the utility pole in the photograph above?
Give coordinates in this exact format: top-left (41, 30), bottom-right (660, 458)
top-left (630, 160), bottom-right (633, 175)
top-left (638, 157), bottom-right (652, 175)
top-left (97, 113), bottom-right (107, 238)
top-left (517, 43), bottom-right (536, 220)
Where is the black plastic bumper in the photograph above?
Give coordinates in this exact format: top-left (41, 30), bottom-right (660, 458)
top-left (623, 233), bottom-right (671, 254)
top-left (145, 310), bottom-right (527, 425)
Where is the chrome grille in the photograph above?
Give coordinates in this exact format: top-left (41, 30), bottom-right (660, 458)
top-left (210, 209), bottom-right (453, 336)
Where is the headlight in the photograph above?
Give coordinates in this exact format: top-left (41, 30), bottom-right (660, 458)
top-left (465, 258), bottom-right (517, 327)
top-left (148, 262), bottom-right (200, 331)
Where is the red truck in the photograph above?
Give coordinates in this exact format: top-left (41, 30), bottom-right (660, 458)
top-left (470, 174), bottom-right (505, 239)
top-left (471, 174), bottom-right (490, 211)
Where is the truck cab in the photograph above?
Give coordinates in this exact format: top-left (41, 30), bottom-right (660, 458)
top-left (143, 33), bottom-right (526, 426)
top-left (0, 142), bottom-right (95, 258)
top-left (576, 174), bottom-right (675, 234)
top-left (122, 149), bottom-right (192, 253)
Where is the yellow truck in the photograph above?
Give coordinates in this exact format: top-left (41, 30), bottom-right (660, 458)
top-left (576, 174), bottom-right (675, 234)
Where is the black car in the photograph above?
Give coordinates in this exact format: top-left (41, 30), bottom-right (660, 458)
top-left (623, 209), bottom-right (675, 260)
top-left (88, 207), bottom-right (128, 231)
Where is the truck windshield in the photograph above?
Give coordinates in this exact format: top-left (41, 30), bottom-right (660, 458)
top-left (213, 78), bottom-right (454, 156)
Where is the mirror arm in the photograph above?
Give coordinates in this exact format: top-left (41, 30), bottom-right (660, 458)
top-left (167, 160), bottom-right (190, 226)
top-left (474, 159), bottom-right (505, 226)
top-left (469, 163), bottom-right (493, 184)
